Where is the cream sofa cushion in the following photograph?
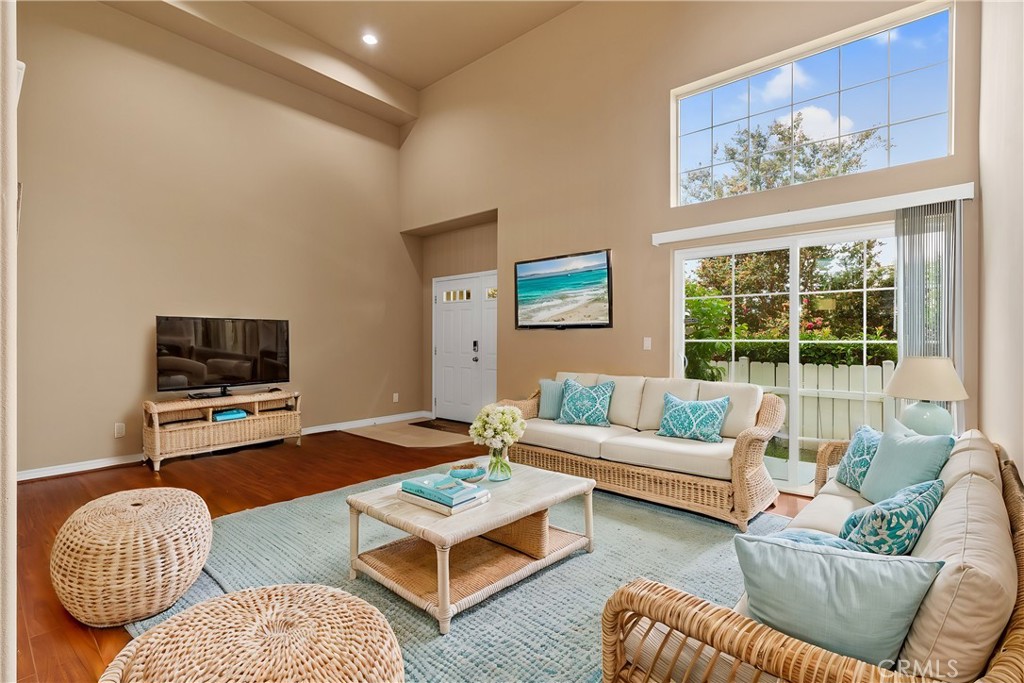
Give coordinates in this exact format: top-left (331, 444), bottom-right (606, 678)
top-left (697, 381), bottom-right (763, 439)
top-left (637, 378), bottom-right (700, 431)
top-left (597, 374), bottom-right (646, 429)
top-left (555, 371), bottom-right (598, 386)
top-left (818, 478), bottom-right (867, 499)
top-left (939, 429), bottom-right (1001, 491)
top-left (519, 418), bottom-right (635, 459)
top-left (600, 431), bottom-right (735, 481)
top-left (734, 592), bottom-right (751, 616)
top-left (787, 488), bottom-right (872, 536)
top-left (901, 473), bottom-right (1017, 682)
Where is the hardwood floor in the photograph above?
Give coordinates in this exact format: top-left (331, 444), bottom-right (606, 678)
top-left (16, 432), bottom-right (809, 681)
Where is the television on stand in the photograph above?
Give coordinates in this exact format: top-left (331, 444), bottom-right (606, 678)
top-left (156, 316), bottom-right (290, 398)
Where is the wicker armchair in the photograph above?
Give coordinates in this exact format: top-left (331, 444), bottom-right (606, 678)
top-left (496, 390), bottom-right (540, 420)
top-left (601, 456), bottom-right (1024, 683)
top-left (815, 439), bottom-right (849, 494)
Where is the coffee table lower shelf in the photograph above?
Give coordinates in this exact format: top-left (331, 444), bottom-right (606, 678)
top-left (352, 526), bottom-right (589, 633)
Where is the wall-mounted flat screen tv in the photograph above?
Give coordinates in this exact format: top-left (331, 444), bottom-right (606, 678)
top-left (514, 249), bottom-right (612, 329)
top-left (156, 316), bottom-right (290, 394)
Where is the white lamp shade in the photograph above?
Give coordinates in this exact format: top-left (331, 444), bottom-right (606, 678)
top-left (884, 356), bottom-right (968, 401)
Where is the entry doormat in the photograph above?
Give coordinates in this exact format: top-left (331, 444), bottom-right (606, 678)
top-left (409, 418), bottom-right (472, 436)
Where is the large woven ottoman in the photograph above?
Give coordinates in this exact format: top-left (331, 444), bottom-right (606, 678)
top-left (50, 487), bottom-right (212, 627)
top-left (99, 584), bottom-right (405, 683)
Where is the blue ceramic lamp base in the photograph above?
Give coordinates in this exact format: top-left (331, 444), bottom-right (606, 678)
top-left (900, 400), bottom-right (954, 435)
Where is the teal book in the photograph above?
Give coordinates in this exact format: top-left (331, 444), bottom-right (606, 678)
top-left (400, 474), bottom-right (480, 506)
top-left (212, 409), bottom-right (248, 422)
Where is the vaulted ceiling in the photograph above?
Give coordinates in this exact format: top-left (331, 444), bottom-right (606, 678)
top-left (112, 1), bottom-right (578, 125)
top-left (250, 1), bottom-right (578, 90)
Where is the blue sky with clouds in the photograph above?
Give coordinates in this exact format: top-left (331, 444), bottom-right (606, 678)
top-left (516, 251), bottom-right (608, 278)
top-left (678, 10), bottom-right (950, 181)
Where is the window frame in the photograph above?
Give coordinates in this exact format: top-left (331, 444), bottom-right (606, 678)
top-left (669, 1), bottom-right (954, 207)
top-left (672, 222), bottom-right (897, 488)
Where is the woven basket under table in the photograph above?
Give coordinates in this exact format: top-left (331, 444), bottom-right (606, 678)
top-left (99, 584), bottom-right (405, 683)
top-left (49, 487), bottom-right (212, 627)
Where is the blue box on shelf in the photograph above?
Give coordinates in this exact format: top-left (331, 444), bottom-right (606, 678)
top-left (212, 408), bottom-right (248, 422)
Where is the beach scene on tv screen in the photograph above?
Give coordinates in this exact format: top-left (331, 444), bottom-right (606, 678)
top-left (516, 251), bottom-right (610, 326)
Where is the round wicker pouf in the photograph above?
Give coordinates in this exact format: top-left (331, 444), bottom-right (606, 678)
top-left (99, 584), bottom-right (405, 683)
top-left (50, 487), bottom-right (212, 627)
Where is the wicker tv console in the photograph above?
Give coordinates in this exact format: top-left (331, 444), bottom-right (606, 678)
top-left (142, 391), bottom-right (301, 471)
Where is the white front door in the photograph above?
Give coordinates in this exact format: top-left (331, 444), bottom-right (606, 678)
top-left (433, 271), bottom-right (498, 422)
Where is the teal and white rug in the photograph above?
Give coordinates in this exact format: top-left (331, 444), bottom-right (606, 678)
top-left (127, 467), bottom-right (788, 682)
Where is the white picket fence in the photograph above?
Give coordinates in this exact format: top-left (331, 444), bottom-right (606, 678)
top-left (712, 358), bottom-right (897, 442)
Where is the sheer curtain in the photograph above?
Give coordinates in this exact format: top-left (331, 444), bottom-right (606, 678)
top-left (895, 200), bottom-right (965, 431)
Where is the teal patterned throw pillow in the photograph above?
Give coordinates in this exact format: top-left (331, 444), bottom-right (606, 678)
top-left (835, 425), bottom-right (883, 491)
top-left (769, 529), bottom-right (866, 552)
top-left (556, 379), bottom-right (615, 427)
top-left (656, 393), bottom-right (729, 443)
top-left (841, 480), bottom-right (944, 556)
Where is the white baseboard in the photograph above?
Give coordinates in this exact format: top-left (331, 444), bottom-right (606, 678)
top-left (17, 454), bottom-right (145, 482)
top-left (16, 410), bottom-right (435, 482)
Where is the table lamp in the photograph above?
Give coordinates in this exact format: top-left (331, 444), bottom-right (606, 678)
top-left (883, 356), bottom-right (968, 435)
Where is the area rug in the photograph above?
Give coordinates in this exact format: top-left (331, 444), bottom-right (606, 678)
top-left (127, 467), bottom-right (789, 682)
top-left (343, 419), bottom-right (472, 447)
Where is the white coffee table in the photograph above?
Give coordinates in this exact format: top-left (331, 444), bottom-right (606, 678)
top-left (346, 459), bottom-right (595, 634)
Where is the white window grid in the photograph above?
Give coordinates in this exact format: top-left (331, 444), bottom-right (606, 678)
top-left (674, 223), bottom-right (897, 483)
top-left (670, 3), bottom-right (954, 207)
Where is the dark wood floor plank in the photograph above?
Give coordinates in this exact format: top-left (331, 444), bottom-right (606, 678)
top-left (16, 430), bottom-right (806, 680)
top-left (770, 492), bottom-right (811, 517)
top-left (19, 539), bottom-right (79, 641)
top-left (16, 582), bottom-right (34, 681)
top-left (90, 626), bottom-right (132, 668)
top-left (29, 626), bottom-right (107, 683)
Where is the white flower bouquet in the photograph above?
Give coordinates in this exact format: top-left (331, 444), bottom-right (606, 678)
top-left (469, 404), bottom-right (526, 480)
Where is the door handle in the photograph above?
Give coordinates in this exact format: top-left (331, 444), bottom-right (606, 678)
top-left (472, 357), bottom-right (479, 362)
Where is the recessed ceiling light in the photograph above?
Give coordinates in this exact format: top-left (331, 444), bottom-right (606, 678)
top-left (362, 34), bottom-right (378, 46)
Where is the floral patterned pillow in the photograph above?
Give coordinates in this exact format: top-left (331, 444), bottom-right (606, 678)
top-left (840, 479), bottom-right (944, 556)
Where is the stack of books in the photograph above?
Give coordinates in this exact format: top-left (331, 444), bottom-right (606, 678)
top-left (398, 473), bottom-right (491, 516)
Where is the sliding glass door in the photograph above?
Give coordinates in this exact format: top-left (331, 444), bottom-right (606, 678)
top-left (676, 225), bottom-right (899, 489)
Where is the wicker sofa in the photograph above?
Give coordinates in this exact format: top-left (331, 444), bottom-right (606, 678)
top-left (501, 372), bottom-right (786, 531)
top-left (602, 430), bottom-right (1024, 683)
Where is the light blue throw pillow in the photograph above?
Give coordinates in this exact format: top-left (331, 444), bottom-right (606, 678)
top-left (835, 425), bottom-right (883, 491)
top-left (538, 379), bottom-right (564, 420)
top-left (769, 528), bottom-right (865, 552)
top-left (735, 535), bottom-right (943, 666)
top-left (860, 420), bottom-right (955, 504)
top-left (556, 379), bottom-right (615, 427)
top-left (841, 480), bottom-right (944, 556)
top-left (656, 393), bottom-right (729, 443)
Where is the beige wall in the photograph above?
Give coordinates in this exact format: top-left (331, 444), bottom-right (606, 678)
top-left (417, 222), bottom-right (499, 406)
top-left (399, 1), bottom-right (983, 411)
top-left (16, 3), bottom-right (422, 471)
top-left (16, 1), bottom-right (1009, 471)
top-left (978, 0), bottom-right (1024, 469)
